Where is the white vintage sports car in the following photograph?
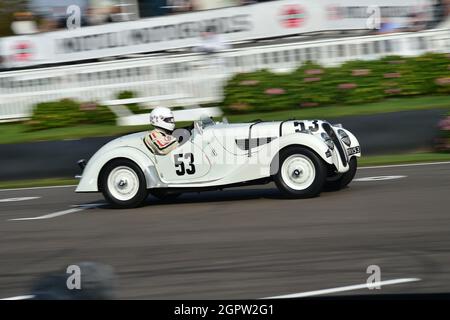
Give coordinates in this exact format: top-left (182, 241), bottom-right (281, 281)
top-left (76, 118), bottom-right (361, 208)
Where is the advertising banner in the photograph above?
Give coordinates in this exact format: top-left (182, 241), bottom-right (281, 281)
top-left (0, 0), bottom-right (433, 68)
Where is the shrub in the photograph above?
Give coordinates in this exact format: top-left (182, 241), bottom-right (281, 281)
top-left (435, 113), bottom-right (450, 153)
top-left (222, 53), bottom-right (450, 114)
top-left (26, 99), bottom-right (115, 131)
top-left (116, 90), bottom-right (148, 114)
top-left (117, 90), bottom-right (135, 101)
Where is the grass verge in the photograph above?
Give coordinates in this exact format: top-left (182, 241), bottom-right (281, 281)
top-left (0, 124), bottom-right (150, 145)
top-left (1, 152), bottom-right (449, 190)
top-left (358, 152), bottom-right (450, 167)
top-left (226, 95), bottom-right (450, 123)
top-left (0, 178), bottom-right (77, 190)
top-left (0, 95), bottom-right (449, 145)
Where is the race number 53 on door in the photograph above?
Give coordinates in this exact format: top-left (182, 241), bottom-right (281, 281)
top-left (174, 153), bottom-right (196, 176)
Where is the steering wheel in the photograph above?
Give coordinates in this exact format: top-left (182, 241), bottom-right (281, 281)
top-left (172, 128), bottom-right (192, 146)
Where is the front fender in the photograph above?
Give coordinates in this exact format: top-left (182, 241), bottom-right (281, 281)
top-left (279, 133), bottom-right (333, 161)
top-left (76, 146), bottom-right (163, 192)
top-left (267, 133), bottom-right (333, 176)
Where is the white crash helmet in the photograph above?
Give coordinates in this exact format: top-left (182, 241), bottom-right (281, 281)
top-left (149, 107), bottom-right (175, 132)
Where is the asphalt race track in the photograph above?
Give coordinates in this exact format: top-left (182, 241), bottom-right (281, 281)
top-left (0, 162), bottom-right (449, 299)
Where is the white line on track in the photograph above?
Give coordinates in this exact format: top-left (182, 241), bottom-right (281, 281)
top-left (0, 295), bottom-right (35, 300)
top-left (353, 175), bottom-right (406, 182)
top-left (8, 203), bottom-right (102, 221)
top-left (359, 161), bottom-right (450, 170)
top-left (262, 278), bottom-right (421, 299)
top-left (0, 197), bottom-right (41, 203)
top-left (1, 279), bottom-right (421, 300)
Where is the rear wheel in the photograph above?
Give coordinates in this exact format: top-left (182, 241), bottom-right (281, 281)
top-left (100, 159), bottom-right (148, 208)
top-left (273, 147), bottom-right (326, 198)
top-left (324, 157), bottom-right (358, 191)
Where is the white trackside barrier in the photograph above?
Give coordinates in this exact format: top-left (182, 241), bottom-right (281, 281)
top-left (1, 28), bottom-right (450, 122)
top-left (118, 107), bottom-right (224, 126)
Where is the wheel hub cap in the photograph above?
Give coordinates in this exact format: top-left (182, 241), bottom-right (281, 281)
top-left (107, 166), bottom-right (140, 201)
top-left (118, 179), bottom-right (127, 188)
top-left (292, 169), bottom-right (302, 177)
top-left (281, 155), bottom-right (316, 191)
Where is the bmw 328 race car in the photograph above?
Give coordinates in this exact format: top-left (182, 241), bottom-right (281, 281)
top-left (76, 118), bottom-right (361, 208)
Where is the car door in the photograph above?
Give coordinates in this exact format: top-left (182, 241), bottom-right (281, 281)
top-left (152, 131), bottom-right (211, 184)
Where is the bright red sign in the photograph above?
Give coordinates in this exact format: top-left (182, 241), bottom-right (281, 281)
top-left (280, 4), bottom-right (306, 28)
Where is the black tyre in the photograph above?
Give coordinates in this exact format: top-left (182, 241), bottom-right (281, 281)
top-left (273, 147), bottom-right (327, 198)
top-left (324, 157), bottom-right (358, 191)
top-left (100, 159), bottom-right (148, 208)
top-left (149, 189), bottom-right (181, 201)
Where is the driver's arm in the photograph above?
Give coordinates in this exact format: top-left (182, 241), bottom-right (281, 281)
top-left (144, 130), bottom-right (179, 155)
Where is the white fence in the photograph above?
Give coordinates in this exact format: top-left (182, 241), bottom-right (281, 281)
top-left (1, 28), bottom-right (450, 121)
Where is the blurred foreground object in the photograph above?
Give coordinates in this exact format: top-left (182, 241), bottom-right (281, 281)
top-left (166, 0), bottom-right (194, 13)
top-left (11, 12), bottom-right (37, 35)
top-left (193, 0), bottom-right (239, 10)
top-left (378, 18), bottom-right (404, 34)
top-left (194, 25), bottom-right (230, 54)
top-left (407, 12), bottom-right (428, 32)
top-left (31, 262), bottom-right (117, 300)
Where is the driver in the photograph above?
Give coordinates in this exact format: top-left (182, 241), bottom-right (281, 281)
top-left (144, 107), bottom-right (179, 155)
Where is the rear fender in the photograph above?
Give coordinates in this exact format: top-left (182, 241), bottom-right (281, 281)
top-left (76, 146), bottom-right (162, 192)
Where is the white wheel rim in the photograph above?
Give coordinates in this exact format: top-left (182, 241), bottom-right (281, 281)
top-left (107, 166), bottom-right (140, 202)
top-left (281, 154), bottom-right (316, 191)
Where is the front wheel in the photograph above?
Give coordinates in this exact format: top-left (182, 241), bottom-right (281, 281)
top-left (273, 147), bottom-right (326, 198)
top-left (100, 159), bottom-right (148, 208)
top-left (324, 157), bottom-right (358, 191)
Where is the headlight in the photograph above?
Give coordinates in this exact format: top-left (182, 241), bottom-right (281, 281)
top-left (338, 129), bottom-right (351, 146)
top-left (321, 132), bottom-right (334, 150)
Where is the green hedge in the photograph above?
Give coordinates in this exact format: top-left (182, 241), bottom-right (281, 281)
top-left (222, 53), bottom-right (450, 114)
top-left (116, 90), bottom-right (152, 114)
top-left (26, 99), bottom-right (116, 131)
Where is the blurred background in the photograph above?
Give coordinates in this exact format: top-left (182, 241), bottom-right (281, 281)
top-left (1, 0), bottom-right (450, 301)
top-left (0, 0), bottom-right (450, 182)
